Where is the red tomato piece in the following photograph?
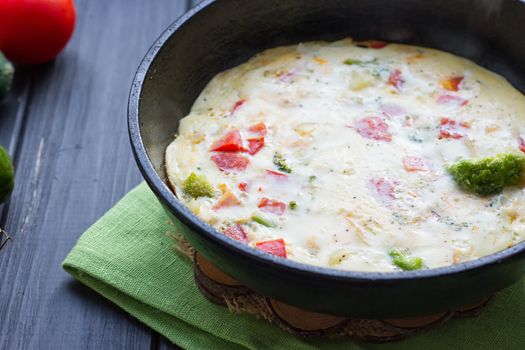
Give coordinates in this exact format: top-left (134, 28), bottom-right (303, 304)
top-left (223, 224), bottom-right (249, 243)
top-left (211, 153), bottom-right (249, 172)
top-left (358, 40), bottom-right (389, 49)
top-left (265, 169), bottom-right (288, 180)
top-left (438, 117), bottom-right (469, 140)
top-left (436, 93), bottom-right (468, 107)
top-left (369, 41), bottom-right (389, 49)
top-left (369, 177), bottom-right (399, 202)
top-left (231, 99), bottom-right (246, 114)
top-left (403, 156), bottom-right (428, 172)
top-left (258, 198), bottom-right (286, 216)
top-left (519, 136), bottom-right (525, 153)
top-left (238, 182), bottom-right (248, 192)
top-left (278, 71), bottom-right (295, 82)
top-left (442, 76), bottom-right (464, 91)
top-left (388, 69), bottom-right (404, 90)
top-left (210, 130), bottom-right (246, 152)
top-left (213, 192), bottom-right (240, 210)
top-left (255, 239), bottom-right (287, 258)
top-left (247, 137), bottom-right (265, 155)
top-left (248, 122), bottom-right (267, 136)
top-left (380, 103), bottom-right (405, 118)
top-left (353, 116), bottom-right (392, 142)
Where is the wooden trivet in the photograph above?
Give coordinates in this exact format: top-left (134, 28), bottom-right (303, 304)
top-left (193, 252), bottom-right (493, 342)
top-left (170, 233), bottom-right (492, 343)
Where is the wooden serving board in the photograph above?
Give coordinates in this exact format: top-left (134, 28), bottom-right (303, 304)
top-left (193, 252), bottom-right (492, 342)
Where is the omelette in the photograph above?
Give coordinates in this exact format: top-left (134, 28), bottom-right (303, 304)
top-left (165, 38), bottom-right (525, 272)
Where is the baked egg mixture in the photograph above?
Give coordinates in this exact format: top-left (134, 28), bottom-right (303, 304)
top-left (165, 38), bottom-right (525, 272)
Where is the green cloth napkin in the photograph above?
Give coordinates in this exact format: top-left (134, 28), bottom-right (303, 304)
top-left (63, 183), bottom-right (525, 350)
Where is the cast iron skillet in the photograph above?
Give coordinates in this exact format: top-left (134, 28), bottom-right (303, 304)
top-left (129, 0), bottom-right (525, 318)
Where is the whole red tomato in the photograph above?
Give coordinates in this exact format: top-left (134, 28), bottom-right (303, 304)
top-left (0, 0), bottom-right (76, 65)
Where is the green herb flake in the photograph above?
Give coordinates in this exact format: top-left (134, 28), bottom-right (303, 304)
top-left (344, 59), bottom-right (363, 65)
top-left (289, 201), bottom-right (298, 210)
top-left (371, 66), bottom-right (389, 78)
top-left (408, 134), bottom-right (424, 143)
top-left (448, 153), bottom-right (525, 196)
top-left (388, 249), bottom-right (423, 271)
top-left (273, 152), bottom-right (292, 173)
top-left (252, 214), bottom-right (276, 228)
top-left (309, 175), bottom-right (317, 183)
top-left (182, 172), bottom-right (214, 198)
top-left (343, 58), bottom-right (377, 66)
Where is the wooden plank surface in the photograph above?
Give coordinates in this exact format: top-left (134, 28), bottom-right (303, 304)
top-left (0, 0), bottom-right (189, 349)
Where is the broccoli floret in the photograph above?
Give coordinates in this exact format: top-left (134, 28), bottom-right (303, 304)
top-left (448, 153), bottom-right (525, 196)
top-left (182, 173), bottom-right (214, 198)
top-left (389, 249), bottom-right (423, 271)
top-left (273, 152), bottom-right (292, 173)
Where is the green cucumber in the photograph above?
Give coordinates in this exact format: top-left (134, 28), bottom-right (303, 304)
top-left (0, 51), bottom-right (14, 101)
top-left (0, 145), bottom-right (14, 203)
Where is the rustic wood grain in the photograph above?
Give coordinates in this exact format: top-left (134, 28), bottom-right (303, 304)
top-left (0, 0), bottom-right (188, 349)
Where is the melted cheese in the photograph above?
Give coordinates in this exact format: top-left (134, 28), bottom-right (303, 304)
top-left (165, 38), bottom-right (525, 272)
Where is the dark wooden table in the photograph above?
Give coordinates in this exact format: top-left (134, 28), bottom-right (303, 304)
top-left (0, 1), bottom-right (200, 348)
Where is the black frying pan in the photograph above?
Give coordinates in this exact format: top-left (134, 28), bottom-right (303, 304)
top-left (128, 0), bottom-right (525, 318)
